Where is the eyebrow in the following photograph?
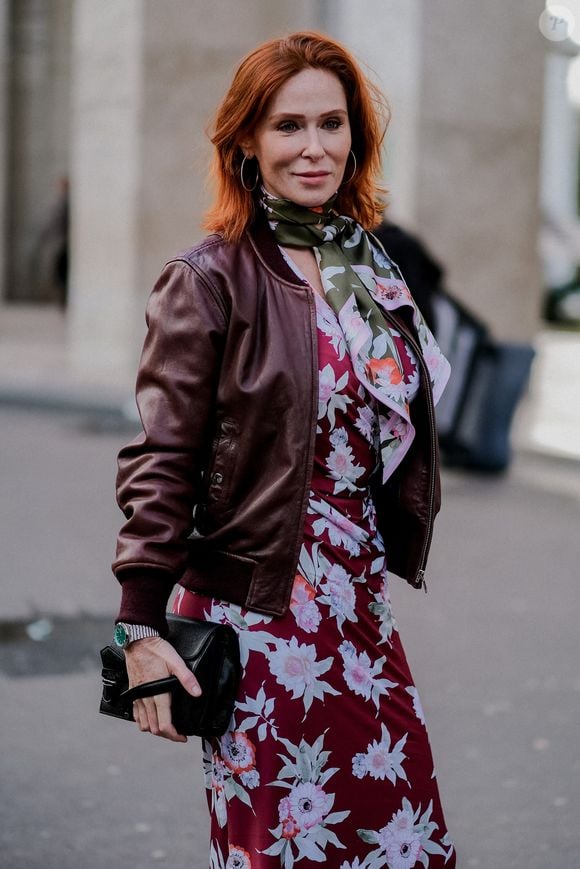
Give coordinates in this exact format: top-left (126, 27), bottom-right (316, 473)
top-left (268, 108), bottom-right (348, 121)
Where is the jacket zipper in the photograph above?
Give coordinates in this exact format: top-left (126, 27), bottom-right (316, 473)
top-left (379, 307), bottom-right (438, 593)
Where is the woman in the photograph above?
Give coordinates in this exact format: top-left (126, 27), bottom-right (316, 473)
top-left (113, 31), bottom-right (456, 868)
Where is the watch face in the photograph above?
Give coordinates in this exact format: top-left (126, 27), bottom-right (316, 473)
top-left (114, 623), bottom-right (129, 648)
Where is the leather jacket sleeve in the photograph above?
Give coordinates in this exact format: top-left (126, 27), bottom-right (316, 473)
top-left (112, 258), bottom-right (228, 633)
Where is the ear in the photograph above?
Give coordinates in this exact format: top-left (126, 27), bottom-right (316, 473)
top-left (239, 139), bottom-right (254, 159)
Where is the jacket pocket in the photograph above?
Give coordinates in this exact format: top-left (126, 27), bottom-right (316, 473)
top-left (205, 416), bottom-right (239, 513)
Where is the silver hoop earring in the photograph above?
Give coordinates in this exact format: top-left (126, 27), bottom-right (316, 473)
top-left (342, 150), bottom-right (357, 185)
top-left (240, 155), bottom-right (259, 192)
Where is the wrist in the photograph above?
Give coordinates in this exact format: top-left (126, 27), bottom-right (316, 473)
top-left (113, 622), bottom-right (161, 649)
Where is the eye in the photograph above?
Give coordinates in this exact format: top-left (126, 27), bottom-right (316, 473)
top-left (323, 118), bottom-right (344, 130)
top-left (277, 120), bottom-right (299, 133)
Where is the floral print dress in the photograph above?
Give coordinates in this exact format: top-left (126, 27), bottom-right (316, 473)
top-left (173, 292), bottom-right (456, 869)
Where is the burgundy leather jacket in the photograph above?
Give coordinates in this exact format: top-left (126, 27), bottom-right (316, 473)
top-left (113, 215), bottom-right (442, 635)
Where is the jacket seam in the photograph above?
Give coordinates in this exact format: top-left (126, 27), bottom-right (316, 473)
top-left (168, 257), bottom-right (229, 326)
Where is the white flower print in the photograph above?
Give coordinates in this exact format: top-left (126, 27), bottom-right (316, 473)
top-left (268, 637), bottom-right (339, 713)
top-left (318, 363), bottom-right (352, 430)
top-left (205, 600), bottom-right (274, 669)
top-left (405, 685), bottom-right (426, 726)
top-left (358, 798), bottom-right (452, 868)
top-left (240, 769), bottom-right (260, 789)
top-left (326, 427), bottom-right (366, 494)
top-left (354, 402), bottom-right (377, 443)
top-left (209, 840), bottom-right (227, 869)
top-left (236, 684), bottom-right (278, 742)
top-left (262, 732), bottom-right (350, 867)
top-left (352, 723), bottom-right (408, 785)
top-left (417, 323), bottom-right (451, 404)
top-left (338, 295), bottom-right (373, 351)
top-left (318, 564), bottom-right (358, 632)
top-left (315, 298), bottom-right (347, 359)
top-left (287, 781), bottom-right (333, 830)
top-left (310, 497), bottom-right (369, 557)
top-left (338, 640), bottom-right (397, 712)
top-left (368, 578), bottom-right (398, 645)
top-left (226, 845), bottom-right (252, 869)
top-left (379, 808), bottom-right (423, 869)
top-left (204, 749), bottom-right (228, 829)
top-left (351, 753), bottom-right (367, 780)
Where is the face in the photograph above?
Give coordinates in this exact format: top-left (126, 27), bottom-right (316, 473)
top-left (242, 67), bottom-right (352, 208)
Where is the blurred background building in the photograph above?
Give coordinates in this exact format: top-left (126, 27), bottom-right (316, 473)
top-left (0, 0), bottom-right (577, 456)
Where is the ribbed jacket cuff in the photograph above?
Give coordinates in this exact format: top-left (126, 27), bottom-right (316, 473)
top-left (115, 570), bottom-right (176, 636)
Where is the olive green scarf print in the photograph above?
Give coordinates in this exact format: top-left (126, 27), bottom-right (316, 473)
top-left (260, 194), bottom-right (451, 482)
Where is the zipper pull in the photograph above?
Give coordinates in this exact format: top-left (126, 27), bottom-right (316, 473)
top-left (416, 569), bottom-right (428, 593)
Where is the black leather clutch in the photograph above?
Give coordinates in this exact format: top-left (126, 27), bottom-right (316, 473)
top-left (99, 614), bottom-right (240, 737)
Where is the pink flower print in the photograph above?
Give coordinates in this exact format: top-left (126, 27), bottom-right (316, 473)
top-left (338, 641), bottom-right (373, 699)
top-left (387, 414), bottom-right (408, 440)
top-left (354, 404), bottom-right (376, 443)
top-left (221, 731), bottom-right (256, 774)
top-left (288, 782), bottom-right (332, 830)
top-left (338, 641), bottom-right (396, 708)
top-left (326, 428), bottom-right (365, 492)
top-left (268, 637), bottom-right (338, 712)
top-left (268, 638), bottom-right (317, 696)
top-left (341, 305), bottom-right (367, 345)
top-left (278, 797), bottom-right (301, 840)
top-left (373, 276), bottom-right (412, 308)
top-left (226, 845), bottom-right (252, 869)
top-left (322, 564), bottom-right (357, 625)
top-left (319, 363), bottom-right (336, 404)
top-left (240, 769), bottom-right (260, 789)
top-left (290, 575), bottom-right (322, 633)
top-left (379, 808), bottom-right (423, 869)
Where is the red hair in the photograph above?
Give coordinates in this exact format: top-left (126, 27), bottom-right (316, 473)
top-left (204, 31), bottom-right (390, 241)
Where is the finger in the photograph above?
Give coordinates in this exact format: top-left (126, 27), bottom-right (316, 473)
top-left (141, 696), bottom-right (160, 736)
top-left (167, 655), bottom-right (202, 697)
top-left (154, 695), bottom-right (187, 743)
top-left (133, 700), bottom-right (150, 732)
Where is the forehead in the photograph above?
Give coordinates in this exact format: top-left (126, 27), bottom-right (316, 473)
top-left (267, 67), bottom-right (348, 114)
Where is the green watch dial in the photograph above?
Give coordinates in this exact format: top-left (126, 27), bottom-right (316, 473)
top-left (114, 623), bottom-right (129, 648)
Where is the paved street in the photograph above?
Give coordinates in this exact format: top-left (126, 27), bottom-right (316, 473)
top-left (1, 405), bottom-right (579, 868)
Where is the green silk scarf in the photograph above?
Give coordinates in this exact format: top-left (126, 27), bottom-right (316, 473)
top-left (260, 193), bottom-right (450, 481)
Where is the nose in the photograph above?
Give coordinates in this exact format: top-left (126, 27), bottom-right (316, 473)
top-left (301, 128), bottom-right (325, 160)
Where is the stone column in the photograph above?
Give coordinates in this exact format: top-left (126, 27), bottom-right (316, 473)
top-left (68, 0), bottom-right (318, 381)
top-left (320, 0), bottom-right (423, 226)
top-left (416, 0), bottom-right (546, 341)
top-left (0, 0), bottom-right (9, 301)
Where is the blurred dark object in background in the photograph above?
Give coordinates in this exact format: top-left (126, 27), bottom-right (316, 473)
top-left (374, 219), bottom-right (535, 473)
top-left (31, 176), bottom-right (69, 308)
top-left (543, 277), bottom-right (580, 326)
top-left (373, 220), bottom-right (442, 331)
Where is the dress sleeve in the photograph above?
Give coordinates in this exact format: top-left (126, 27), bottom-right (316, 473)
top-left (112, 258), bottom-right (228, 634)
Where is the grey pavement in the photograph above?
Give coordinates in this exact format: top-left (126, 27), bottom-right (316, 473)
top-left (1, 404), bottom-right (579, 868)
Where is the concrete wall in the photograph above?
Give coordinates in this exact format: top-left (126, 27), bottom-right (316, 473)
top-left (416, 0), bottom-right (546, 341)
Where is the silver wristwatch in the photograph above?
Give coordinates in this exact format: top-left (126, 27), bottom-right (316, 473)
top-left (113, 622), bottom-right (160, 649)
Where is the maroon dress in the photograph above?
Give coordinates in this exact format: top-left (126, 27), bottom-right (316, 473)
top-left (173, 293), bottom-right (455, 869)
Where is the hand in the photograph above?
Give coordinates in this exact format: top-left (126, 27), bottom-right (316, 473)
top-left (124, 636), bottom-right (201, 742)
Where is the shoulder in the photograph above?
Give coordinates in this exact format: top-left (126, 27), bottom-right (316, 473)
top-left (167, 232), bottom-right (253, 277)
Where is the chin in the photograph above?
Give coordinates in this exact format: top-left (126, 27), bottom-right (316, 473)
top-left (291, 189), bottom-right (335, 209)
